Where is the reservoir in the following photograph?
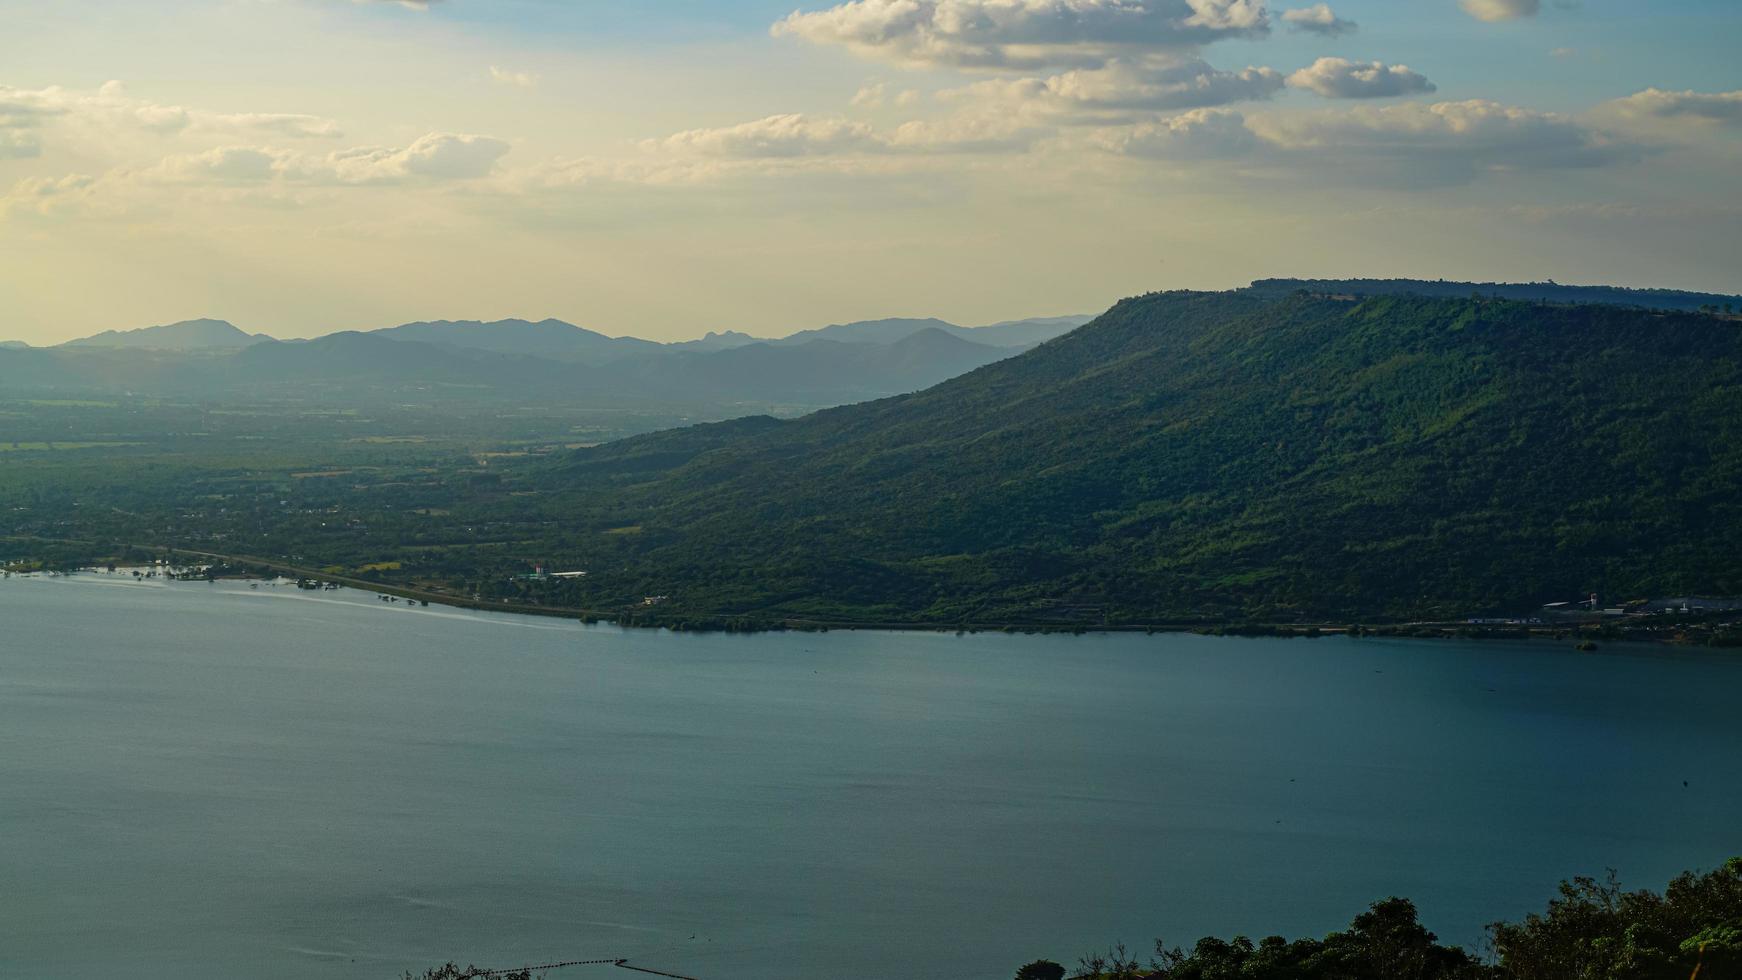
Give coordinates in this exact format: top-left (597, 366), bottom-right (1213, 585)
top-left (3, 573), bottom-right (1739, 979)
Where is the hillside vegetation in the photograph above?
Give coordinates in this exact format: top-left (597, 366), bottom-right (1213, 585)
top-left (526, 289), bottom-right (1742, 624)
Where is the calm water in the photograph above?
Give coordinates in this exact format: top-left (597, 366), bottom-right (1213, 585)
top-left (3, 573), bottom-right (1740, 980)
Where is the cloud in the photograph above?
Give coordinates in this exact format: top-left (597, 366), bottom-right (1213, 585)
top-left (1606, 88), bottom-right (1742, 125)
top-left (0, 105), bottom-right (45, 157)
top-left (0, 130), bottom-right (43, 159)
top-left (0, 82), bottom-right (343, 147)
top-left (1089, 97), bottom-right (1642, 188)
top-left (887, 113), bottom-right (1048, 152)
top-left (1286, 58), bottom-right (1435, 99)
top-left (52, 132), bottom-right (508, 195)
top-left (772, 0), bottom-right (1270, 70)
top-left (1280, 4), bottom-right (1355, 36)
top-left (650, 114), bottom-right (883, 158)
top-left (1461, 0), bottom-right (1538, 22)
top-left (953, 58), bottom-right (1284, 122)
top-left (156, 146), bottom-right (286, 182)
top-left (1248, 99), bottom-right (1636, 182)
top-left (1, 173), bottom-right (102, 216)
top-left (641, 110), bottom-right (1047, 166)
top-left (852, 82), bottom-right (889, 107)
top-left (851, 82), bottom-right (923, 108)
top-left (489, 66), bottom-right (539, 89)
top-left (208, 112), bottom-right (343, 139)
top-left (1094, 107), bottom-right (1258, 158)
top-left (319, 132), bottom-right (512, 181)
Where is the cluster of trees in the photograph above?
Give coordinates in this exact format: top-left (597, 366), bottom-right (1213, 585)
top-left (1029, 858), bottom-right (1741, 980)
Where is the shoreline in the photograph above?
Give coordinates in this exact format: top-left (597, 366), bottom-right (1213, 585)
top-left (4, 538), bottom-right (1728, 647)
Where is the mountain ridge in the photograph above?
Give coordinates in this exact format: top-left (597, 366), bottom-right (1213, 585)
top-left (59, 318), bottom-right (270, 351)
top-left (528, 287), bottom-right (1742, 624)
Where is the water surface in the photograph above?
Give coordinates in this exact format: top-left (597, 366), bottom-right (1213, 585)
top-left (3, 573), bottom-right (1739, 979)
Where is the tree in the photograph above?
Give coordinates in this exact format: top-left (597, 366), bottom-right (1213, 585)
top-left (1015, 960), bottom-right (1067, 980)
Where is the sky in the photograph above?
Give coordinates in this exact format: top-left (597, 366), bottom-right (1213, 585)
top-left (0, 0), bottom-right (1738, 344)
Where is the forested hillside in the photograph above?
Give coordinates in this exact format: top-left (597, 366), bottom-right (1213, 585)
top-left (528, 289), bottom-right (1742, 624)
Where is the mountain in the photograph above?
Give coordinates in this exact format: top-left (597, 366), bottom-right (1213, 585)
top-left (367, 318), bottom-right (662, 363)
top-left (771, 314), bottom-right (1089, 349)
top-left (969, 314), bottom-right (1096, 346)
top-left (538, 287), bottom-right (1742, 625)
top-left (225, 332), bottom-right (567, 387)
top-left (610, 328), bottom-right (1019, 404)
top-left (0, 341), bottom-right (29, 350)
top-left (664, 330), bottom-right (766, 352)
top-left (0, 317), bottom-right (1029, 409)
top-left (773, 317), bottom-right (960, 347)
top-left (1249, 278), bottom-right (1742, 313)
top-left (61, 318), bottom-right (269, 350)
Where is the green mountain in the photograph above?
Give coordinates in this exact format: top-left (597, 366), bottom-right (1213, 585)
top-left (1249, 278), bottom-right (1742, 312)
top-left (537, 288), bottom-right (1742, 624)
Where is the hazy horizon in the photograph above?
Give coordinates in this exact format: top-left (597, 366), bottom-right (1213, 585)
top-left (6, 309), bottom-right (1107, 347)
top-left (9, 274), bottom-right (1741, 348)
top-left (3, 0), bottom-right (1739, 346)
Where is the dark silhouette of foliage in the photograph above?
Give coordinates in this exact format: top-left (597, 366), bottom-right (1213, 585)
top-left (1488, 858), bottom-right (1742, 980)
top-left (1014, 959), bottom-right (1068, 980)
top-left (402, 965), bottom-right (540, 980)
top-left (1062, 859), bottom-right (1742, 980)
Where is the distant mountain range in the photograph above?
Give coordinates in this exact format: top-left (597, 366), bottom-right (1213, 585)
top-left (526, 284), bottom-right (1742, 624)
top-left (365, 318), bottom-right (664, 362)
top-left (59, 318), bottom-right (272, 351)
top-left (768, 315), bottom-right (1092, 349)
top-left (0, 312), bottom-right (1092, 409)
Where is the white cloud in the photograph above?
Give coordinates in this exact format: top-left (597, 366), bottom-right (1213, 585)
top-left (0, 82), bottom-right (342, 150)
top-left (1, 173), bottom-right (103, 216)
top-left (1607, 88), bottom-right (1742, 125)
top-left (1094, 107), bottom-right (1258, 158)
top-left (156, 146), bottom-right (287, 183)
top-left (642, 110), bottom-right (1046, 165)
top-left (317, 132), bottom-right (512, 181)
top-left (1086, 97), bottom-right (1643, 189)
top-left (489, 66), bottom-right (539, 89)
top-left (0, 110), bottom-right (43, 157)
top-left (1280, 4), bottom-right (1356, 36)
top-left (887, 113), bottom-right (1048, 152)
top-left (772, 0), bottom-right (1270, 70)
top-left (650, 114), bottom-right (883, 158)
top-left (1461, 0), bottom-right (1539, 22)
top-left (210, 112), bottom-right (344, 139)
top-left (1248, 99), bottom-right (1635, 182)
top-left (5, 131), bottom-right (512, 219)
top-left (852, 82), bottom-right (889, 108)
top-left (953, 58), bottom-right (1284, 123)
top-left (1286, 58), bottom-right (1435, 99)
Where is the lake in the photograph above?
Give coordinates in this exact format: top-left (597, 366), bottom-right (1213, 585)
top-left (3, 572), bottom-right (1739, 980)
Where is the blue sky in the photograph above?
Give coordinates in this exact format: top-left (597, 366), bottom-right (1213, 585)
top-left (1, 0), bottom-right (1738, 342)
